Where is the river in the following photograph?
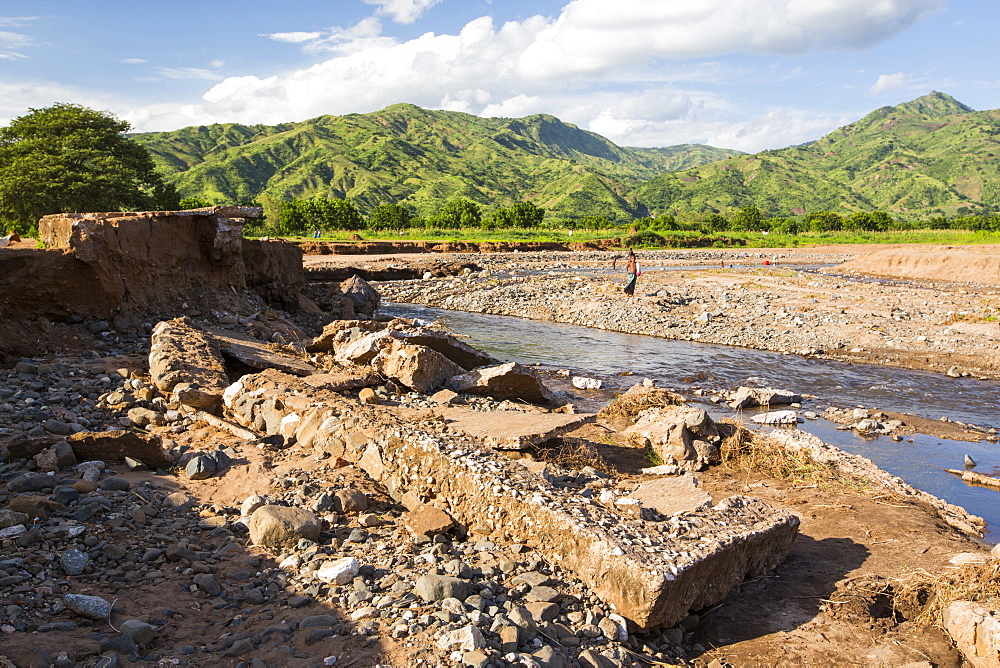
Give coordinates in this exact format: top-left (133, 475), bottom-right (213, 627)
top-left (383, 302), bottom-right (1000, 541)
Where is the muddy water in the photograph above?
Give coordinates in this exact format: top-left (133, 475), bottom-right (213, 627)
top-left (383, 302), bottom-right (1000, 541)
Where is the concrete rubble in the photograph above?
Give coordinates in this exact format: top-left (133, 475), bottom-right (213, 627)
top-left (222, 369), bottom-right (800, 630)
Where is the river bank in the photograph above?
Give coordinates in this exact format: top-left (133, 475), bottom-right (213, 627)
top-left (365, 246), bottom-right (1000, 382)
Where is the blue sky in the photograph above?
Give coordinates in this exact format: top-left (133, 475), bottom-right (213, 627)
top-left (1, 0), bottom-right (997, 152)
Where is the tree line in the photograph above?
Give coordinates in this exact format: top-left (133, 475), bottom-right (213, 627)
top-left (5, 103), bottom-right (1000, 238)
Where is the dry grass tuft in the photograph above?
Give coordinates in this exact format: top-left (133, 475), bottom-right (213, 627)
top-left (533, 438), bottom-right (615, 477)
top-left (597, 387), bottom-right (684, 423)
top-left (893, 560), bottom-right (1000, 626)
top-left (717, 419), bottom-right (841, 482)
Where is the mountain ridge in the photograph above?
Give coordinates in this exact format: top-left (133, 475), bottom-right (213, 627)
top-left (135, 92), bottom-right (1000, 221)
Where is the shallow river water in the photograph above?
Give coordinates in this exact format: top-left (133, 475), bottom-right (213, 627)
top-left (383, 302), bottom-right (1000, 541)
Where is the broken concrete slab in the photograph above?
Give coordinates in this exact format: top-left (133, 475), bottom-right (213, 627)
top-left (373, 340), bottom-right (465, 394)
top-left (629, 474), bottom-right (713, 517)
top-left (67, 430), bottom-right (171, 468)
top-left (435, 407), bottom-right (595, 451)
top-left (149, 317), bottom-right (230, 411)
top-left (729, 386), bottom-right (802, 409)
top-left (943, 600), bottom-right (1000, 668)
top-left (391, 328), bottom-right (497, 371)
top-left (201, 325), bottom-right (315, 376)
top-left (301, 371), bottom-right (377, 392)
top-left (223, 369), bottom-right (800, 630)
top-left (449, 362), bottom-right (558, 406)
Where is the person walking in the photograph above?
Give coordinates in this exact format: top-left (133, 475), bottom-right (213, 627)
top-left (623, 249), bottom-right (639, 297)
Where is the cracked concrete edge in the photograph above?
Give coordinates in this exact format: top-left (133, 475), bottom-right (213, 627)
top-left (223, 369), bottom-right (800, 629)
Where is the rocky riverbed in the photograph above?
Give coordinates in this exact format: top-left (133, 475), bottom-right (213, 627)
top-left (370, 247), bottom-right (1000, 380)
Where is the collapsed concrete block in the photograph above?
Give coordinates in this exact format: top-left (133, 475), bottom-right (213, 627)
top-left (729, 386), bottom-right (802, 409)
top-left (373, 340), bottom-right (465, 393)
top-left (449, 362), bottom-right (558, 406)
top-left (623, 406), bottom-right (720, 468)
top-left (943, 601), bottom-right (1000, 668)
top-left (307, 319), bottom-right (390, 352)
top-left (149, 317), bottom-right (230, 411)
top-left (223, 370), bottom-right (799, 629)
top-left (340, 275), bottom-right (381, 316)
top-left (437, 407), bottom-right (594, 451)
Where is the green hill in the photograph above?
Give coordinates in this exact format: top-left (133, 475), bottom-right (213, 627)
top-left (133, 104), bottom-right (741, 221)
top-left (630, 92), bottom-right (1000, 220)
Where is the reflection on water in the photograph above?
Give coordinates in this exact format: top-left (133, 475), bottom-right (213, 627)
top-left (383, 302), bottom-right (1000, 541)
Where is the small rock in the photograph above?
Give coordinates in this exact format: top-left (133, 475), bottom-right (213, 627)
top-left (64, 593), bottom-right (111, 620)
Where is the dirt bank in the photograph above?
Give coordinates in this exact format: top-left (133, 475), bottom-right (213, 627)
top-left (839, 245), bottom-right (1000, 285)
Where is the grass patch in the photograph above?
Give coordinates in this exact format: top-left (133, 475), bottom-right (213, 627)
top-left (596, 387), bottom-right (685, 424)
top-left (717, 419), bottom-right (844, 483)
top-left (532, 438), bottom-right (615, 477)
top-left (893, 560), bottom-right (1000, 626)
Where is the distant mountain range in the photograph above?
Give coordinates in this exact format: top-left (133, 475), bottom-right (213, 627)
top-left (134, 92), bottom-right (1000, 221)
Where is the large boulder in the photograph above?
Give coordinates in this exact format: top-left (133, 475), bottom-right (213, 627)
top-left (449, 362), bottom-right (557, 405)
top-left (246, 505), bottom-right (321, 548)
top-left (340, 275), bottom-right (381, 317)
top-left (373, 340), bottom-right (465, 393)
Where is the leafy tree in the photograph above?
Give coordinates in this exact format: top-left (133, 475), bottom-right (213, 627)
top-left (730, 205), bottom-right (765, 232)
top-left (806, 211), bottom-right (844, 232)
top-left (274, 196), bottom-right (363, 236)
top-left (179, 196), bottom-right (215, 209)
top-left (491, 201), bottom-right (545, 229)
top-left (430, 198), bottom-right (482, 228)
top-left (770, 217), bottom-right (800, 235)
top-left (0, 103), bottom-right (178, 234)
top-left (576, 215), bottom-right (611, 231)
top-left (367, 203), bottom-right (413, 230)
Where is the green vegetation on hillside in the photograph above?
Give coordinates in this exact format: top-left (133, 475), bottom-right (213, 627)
top-left (133, 104), bottom-right (741, 222)
top-left (630, 92), bottom-right (1000, 220)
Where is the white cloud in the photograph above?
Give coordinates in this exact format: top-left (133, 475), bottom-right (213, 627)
top-left (64, 0), bottom-right (943, 150)
top-left (210, 59), bottom-right (225, 69)
top-left (0, 29), bottom-right (32, 59)
top-left (266, 31), bottom-right (324, 44)
top-left (870, 71), bottom-right (919, 94)
top-left (153, 67), bottom-right (224, 81)
top-left (0, 16), bottom-right (38, 28)
top-left (362, 0), bottom-right (444, 24)
top-left (0, 80), bottom-right (123, 126)
top-left (120, 57), bottom-right (149, 64)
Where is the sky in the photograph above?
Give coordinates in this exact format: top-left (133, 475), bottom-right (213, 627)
top-left (1, 0), bottom-right (998, 152)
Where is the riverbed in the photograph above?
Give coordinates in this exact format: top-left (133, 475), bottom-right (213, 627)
top-left (383, 302), bottom-right (1000, 541)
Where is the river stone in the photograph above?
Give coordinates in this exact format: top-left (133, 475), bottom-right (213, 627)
top-left (185, 454), bottom-right (218, 480)
top-left (300, 614), bottom-right (337, 629)
top-left (60, 548), bottom-right (90, 576)
top-left (64, 593), bottom-right (111, 620)
top-left (334, 489), bottom-right (369, 513)
top-left (0, 509), bottom-right (28, 529)
top-left (247, 505), bottom-right (321, 548)
top-left (7, 473), bottom-right (59, 493)
top-left (119, 619), bottom-right (156, 644)
top-left (415, 574), bottom-right (471, 603)
top-left (316, 557), bottom-right (360, 585)
top-left (437, 624), bottom-right (485, 652)
top-left (13, 647), bottom-right (52, 668)
top-left (99, 476), bottom-right (131, 491)
top-left (193, 573), bottom-right (222, 596)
